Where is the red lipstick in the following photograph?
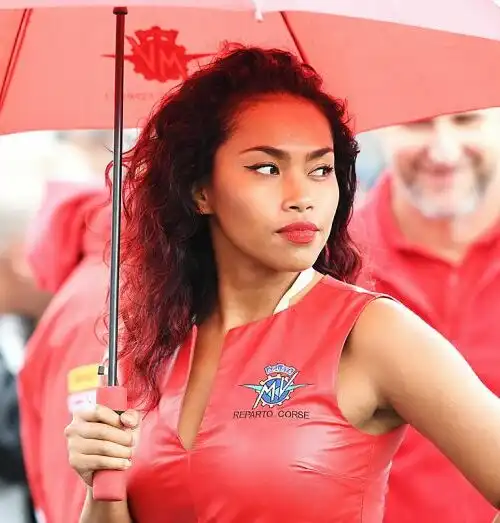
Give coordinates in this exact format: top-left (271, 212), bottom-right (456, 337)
top-left (277, 222), bottom-right (319, 245)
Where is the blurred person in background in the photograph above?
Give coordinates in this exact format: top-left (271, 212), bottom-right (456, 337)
top-left (352, 107), bottom-right (500, 523)
top-left (0, 128), bottom-right (121, 523)
top-left (0, 169), bottom-right (53, 523)
top-left (18, 182), bottom-right (110, 523)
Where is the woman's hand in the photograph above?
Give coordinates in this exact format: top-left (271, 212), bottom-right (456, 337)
top-left (65, 405), bottom-right (140, 487)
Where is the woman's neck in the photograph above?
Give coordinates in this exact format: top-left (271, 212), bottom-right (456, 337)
top-left (206, 225), bottom-right (320, 332)
top-left (211, 265), bottom-right (300, 332)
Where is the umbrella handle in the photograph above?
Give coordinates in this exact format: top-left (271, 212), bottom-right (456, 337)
top-left (92, 385), bottom-right (128, 501)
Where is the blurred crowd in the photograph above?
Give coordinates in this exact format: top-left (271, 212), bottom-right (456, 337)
top-left (0, 129), bottom-right (137, 523)
top-left (1, 107), bottom-right (500, 523)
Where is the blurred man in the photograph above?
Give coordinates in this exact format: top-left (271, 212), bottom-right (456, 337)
top-left (0, 168), bottom-right (53, 523)
top-left (352, 107), bottom-right (500, 523)
top-left (0, 129), bottom-right (111, 523)
top-left (19, 182), bottom-right (110, 523)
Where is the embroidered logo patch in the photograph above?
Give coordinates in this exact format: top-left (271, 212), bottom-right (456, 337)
top-left (241, 363), bottom-right (308, 409)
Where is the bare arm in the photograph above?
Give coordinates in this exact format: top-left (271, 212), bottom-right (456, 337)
top-left (80, 487), bottom-right (133, 523)
top-left (350, 298), bottom-right (500, 508)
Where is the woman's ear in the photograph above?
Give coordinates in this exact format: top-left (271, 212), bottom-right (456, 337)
top-left (192, 185), bottom-right (213, 215)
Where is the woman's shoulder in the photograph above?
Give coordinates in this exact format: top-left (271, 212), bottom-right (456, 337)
top-left (318, 274), bottom-right (382, 299)
top-left (348, 293), bottom-right (427, 363)
top-left (307, 275), bottom-right (396, 327)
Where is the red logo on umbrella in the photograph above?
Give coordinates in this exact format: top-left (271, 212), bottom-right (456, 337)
top-left (104, 26), bottom-right (213, 83)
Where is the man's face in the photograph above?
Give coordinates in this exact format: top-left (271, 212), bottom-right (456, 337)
top-left (380, 108), bottom-right (500, 219)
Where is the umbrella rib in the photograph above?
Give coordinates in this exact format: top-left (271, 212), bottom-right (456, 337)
top-left (0, 8), bottom-right (31, 113)
top-left (279, 11), bottom-right (309, 64)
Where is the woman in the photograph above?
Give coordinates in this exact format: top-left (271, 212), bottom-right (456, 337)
top-left (65, 46), bottom-right (500, 523)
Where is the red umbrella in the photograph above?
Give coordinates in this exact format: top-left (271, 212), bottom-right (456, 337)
top-left (2, 0), bottom-right (500, 503)
top-left (0, 1), bottom-right (499, 133)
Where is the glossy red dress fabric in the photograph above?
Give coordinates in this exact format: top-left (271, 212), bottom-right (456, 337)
top-left (126, 277), bottom-right (406, 523)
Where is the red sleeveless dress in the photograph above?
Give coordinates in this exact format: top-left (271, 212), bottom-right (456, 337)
top-left (126, 277), bottom-right (406, 522)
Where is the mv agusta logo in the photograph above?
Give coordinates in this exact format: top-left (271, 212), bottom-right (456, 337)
top-left (234, 363), bottom-right (311, 420)
top-left (104, 26), bottom-right (213, 82)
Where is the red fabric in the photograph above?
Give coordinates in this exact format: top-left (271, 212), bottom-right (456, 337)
top-left (2, 6), bottom-right (500, 135)
top-left (126, 277), bottom-right (406, 523)
top-left (19, 182), bottom-right (110, 523)
top-left (352, 175), bottom-right (500, 523)
top-left (25, 181), bottom-right (107, 293)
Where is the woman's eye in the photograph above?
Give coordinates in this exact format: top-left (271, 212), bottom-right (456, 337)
top-left (247, 164), bottom-right (280, 176)
top-left (310, 165), bottom-right (334, 177)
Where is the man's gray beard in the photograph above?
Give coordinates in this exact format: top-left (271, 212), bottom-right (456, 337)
top-left (401, 181), bottom-right (486, 220)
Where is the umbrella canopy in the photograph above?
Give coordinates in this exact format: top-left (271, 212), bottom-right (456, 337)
top-left (1, 0), bottom-right (500, 41)
top-left (0, 1), bottom-right (500, 134)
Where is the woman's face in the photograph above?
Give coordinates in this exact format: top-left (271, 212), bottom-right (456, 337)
top-left (196, 94), bottom-right (339, 273)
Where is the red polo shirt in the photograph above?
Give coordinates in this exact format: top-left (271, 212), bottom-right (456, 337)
top-left (18, 183), bottom-right (109, 523)
top-left (351, 175), bottom-right (500, 523)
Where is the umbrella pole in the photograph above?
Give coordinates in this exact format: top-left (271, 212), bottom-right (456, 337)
top-left (108, 6), bottom-right (128, 388)
top-left (92, 6), bottom-right (129, 503)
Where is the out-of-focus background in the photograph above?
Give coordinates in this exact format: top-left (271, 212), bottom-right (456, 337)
top-left (0, 128), bottom-right (141, 523)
